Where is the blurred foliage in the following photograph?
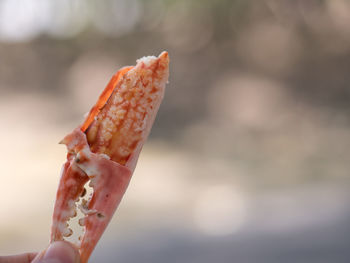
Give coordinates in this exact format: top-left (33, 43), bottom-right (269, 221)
top-left (0, 0), bottom-right (349, 182)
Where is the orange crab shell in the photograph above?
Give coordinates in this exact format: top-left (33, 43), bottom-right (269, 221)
top-left (80, 66), bottom-right (133, 133)
top-left (55, 128), bottom-right (133, 263)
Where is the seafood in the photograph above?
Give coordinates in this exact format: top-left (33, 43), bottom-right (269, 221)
top-left (49, 52), bottom-right (169, 263)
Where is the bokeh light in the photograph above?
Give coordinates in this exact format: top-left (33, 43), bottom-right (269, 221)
top-left (1, 1), bottom-right (350, 262)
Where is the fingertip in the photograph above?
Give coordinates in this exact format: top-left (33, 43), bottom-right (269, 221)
top-left (32, 241), bottom-right (80, 263)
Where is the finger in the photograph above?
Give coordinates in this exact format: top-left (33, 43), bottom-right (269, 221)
top-left (0, 252), bottom-right (37, 263)
top-left (31, 241), bottom-right (80, 263)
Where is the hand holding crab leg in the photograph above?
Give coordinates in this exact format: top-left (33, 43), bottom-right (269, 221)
top-left (50, 52), bottom-right (169, 263)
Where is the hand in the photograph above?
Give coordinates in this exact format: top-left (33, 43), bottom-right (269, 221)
top-left (0, 241), bottom-right (80, 263)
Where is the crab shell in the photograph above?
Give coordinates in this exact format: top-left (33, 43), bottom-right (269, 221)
top-left (49, 52), bottom-right (169, 263)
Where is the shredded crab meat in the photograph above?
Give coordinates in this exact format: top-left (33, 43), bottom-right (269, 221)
top-left (85, 54), bottom-right (168, 165)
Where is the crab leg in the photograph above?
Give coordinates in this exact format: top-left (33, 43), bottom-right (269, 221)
top-left (50, 52), bottom-right (169, 263)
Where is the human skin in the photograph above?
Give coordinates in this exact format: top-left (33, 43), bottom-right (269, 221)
top-left (0, 241), bottom-right (80, 263)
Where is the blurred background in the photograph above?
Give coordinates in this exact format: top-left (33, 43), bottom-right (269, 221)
top-left (1, 0), bottom-right (350, 262)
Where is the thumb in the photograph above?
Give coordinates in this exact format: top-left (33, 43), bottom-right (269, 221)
top-left (32, 241), bottom-right (80, 263)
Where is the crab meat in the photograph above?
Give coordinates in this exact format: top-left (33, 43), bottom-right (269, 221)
top-left (50, 52), bottom-right (169, 263)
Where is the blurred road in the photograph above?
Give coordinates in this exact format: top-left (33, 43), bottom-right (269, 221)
top-left (92, 183), bottom-right (350, 263)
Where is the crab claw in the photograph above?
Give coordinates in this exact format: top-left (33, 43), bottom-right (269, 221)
top-left (50, 52), bottom-right (169, 263)
top-left (55, 128), bottom-right (132, 262)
